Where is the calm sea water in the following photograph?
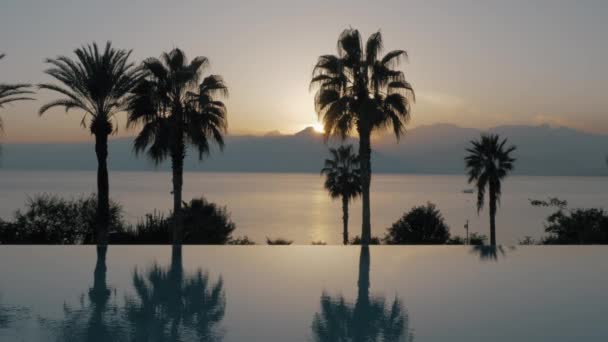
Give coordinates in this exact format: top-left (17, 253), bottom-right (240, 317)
top-left (0, 246), bottom-right (607, 341)
top-left (1, 171), bottom-right (607, 244)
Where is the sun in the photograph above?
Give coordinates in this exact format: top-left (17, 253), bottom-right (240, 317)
top-left (312, 122), bottom-right (325, 133)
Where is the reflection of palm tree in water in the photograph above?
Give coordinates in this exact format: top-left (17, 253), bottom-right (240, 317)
top-left (43, 245), bottom-right (126, 341)
top-left (125, 246), bottom-right (226, 341)
top-left (471, 245), bottom-right (513, 261)
top-left (312, 247), bottom-right (413, 341)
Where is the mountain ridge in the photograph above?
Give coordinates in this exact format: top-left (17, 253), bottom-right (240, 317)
top-left (2, 123), bottom-right (607, 176)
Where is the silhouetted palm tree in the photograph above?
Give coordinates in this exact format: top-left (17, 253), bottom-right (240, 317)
top-left (38, 42), bottom-right (141, 245)
top-left (311, 247), bottom-right (412, 341)
top-left (321, 145), bottom-right (362, 245)
top-left (0, 53), bottom-right (34, 145)
top-left (127, 49), bottom-right (228, 244)
top-left (125, 246), bottom-right (226, 341)
top-left (311, 29), bottom-right (415, 244)
top-left (465, 134), bottom-right (516, 245)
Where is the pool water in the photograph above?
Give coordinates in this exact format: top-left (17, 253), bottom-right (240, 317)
top-left (0, 246), bottom-right (607, 341)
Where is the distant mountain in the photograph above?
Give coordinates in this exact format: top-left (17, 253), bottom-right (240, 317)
top-left (2, 123), bottom-right (607, 176)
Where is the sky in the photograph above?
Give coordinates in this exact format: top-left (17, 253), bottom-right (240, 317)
top-left (1, 0), bottom-right (607, 142)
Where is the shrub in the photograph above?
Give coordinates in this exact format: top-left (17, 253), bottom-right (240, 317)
top-left (446, 232), bottom-right (487, 245)
top-left (0, 194), bottom-right (125, 244)
top-left (266, 237), bottom-right (293, 245)
top-left (227, 236), bottom-right (256, 245)
top-left (115, 197), bottom-right (237, 244)
top-left (311, 240), bottom-right (327, 245)
top-left (384, 202), bottom-right (450, 244)
top-left (349, 235), bottom-right (381, 245)
top-left (543, 208), bottom-right (608, 244)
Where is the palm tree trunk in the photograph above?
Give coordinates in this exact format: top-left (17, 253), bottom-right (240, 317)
top-left (358, 127), bottom-right (372, 245)
top-left (342, 196), bottom-right (349, 245)
top-left (94, 132), bottom-right (110, 245)
top-left (171, 146), bottom-right (184, 245)
top-left (489, 186), bottom-right (497, 246)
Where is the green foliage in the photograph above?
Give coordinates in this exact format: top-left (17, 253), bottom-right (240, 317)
top-left (0, 194), bottom-right (125, 244)
top-left (266, 237), bottom-right (293, 245)
top-left (384, 202), bottom-right (450, 244)
top-left (543, 208), bottom-right (608, 244)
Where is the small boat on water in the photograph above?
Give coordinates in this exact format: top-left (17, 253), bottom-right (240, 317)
top-left (462, 189), bottom-right (474, 194)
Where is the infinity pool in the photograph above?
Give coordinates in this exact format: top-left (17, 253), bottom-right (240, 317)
top-left (0, 246), bottom-right (606, 341)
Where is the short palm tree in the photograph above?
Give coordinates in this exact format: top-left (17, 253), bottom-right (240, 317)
top-left (127, 48), bottom-right (228, 245)
top-left (38, 42), bottom-right (141, 245)
top-left (311, 29), bottom-right (415, 245)
top-left (321, 145), bottom-right (362, 245)
top-left (465, 134), bottom-right (516, 245)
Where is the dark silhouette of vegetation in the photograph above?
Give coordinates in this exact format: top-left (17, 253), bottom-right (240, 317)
top-left (311, 240), bottom-right (327, 245)
top-left (465, 133), bottom-right (516, 246)
top-left (311, 247), bottom-right (413, 341)
top-left (266, 237), bottom-right (293, 245)
top-left (529, 197), bottom-right (608, 244)
top-left (0, 194), bottom-right (124, 244)
top-left (384, 202), bottom-right (450, 244)
top-left (321, 145), bottom-right (362, 245)
top-left (38, 42), bottom-right (141, 245)
top-left (518, 236), bottom-right (540, 245)
top-left (349, 235), bottom-right (381, 245)
top-left (311, 28), bottom-right (415, 245)
top-left (113, 197), bottom-right (236, 244)
top-left (543, 208), bottom-right (608, 244)
top-left (226, 236), bottom-right (256, 245)
top-left (128, 48), bottom-right (228, 245)
top-left (447, 232), bottom-right (488, 245)
top-left (41, 245), bottom-right (127, 341)
top-left (125, 246), bottom-right (225, 341)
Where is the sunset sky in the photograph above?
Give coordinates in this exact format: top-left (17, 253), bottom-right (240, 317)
top-left (1, 0), bottom-right (607, 142)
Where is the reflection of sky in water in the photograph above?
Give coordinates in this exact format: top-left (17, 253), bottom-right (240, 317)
top-left (2, 171), bottom-right (608, 244)
top-left (0, 246), bottom-right (607, 341)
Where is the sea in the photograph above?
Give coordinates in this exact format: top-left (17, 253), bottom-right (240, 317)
top-left (1, 170), bottom-right (607, 244)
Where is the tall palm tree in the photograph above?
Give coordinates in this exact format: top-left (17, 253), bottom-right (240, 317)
top-left (0, 53), bottom-right (34, 140)
top-left (311, 29), bottom-right (415, 245)
top-left (38, 42), bottom-right (141, 245)
top-left (321, 145), bottom-right (362, 245)
top-left (465, 134), bottom-right (516, 246)
top-left (127, 48), bottom-right (228, 245)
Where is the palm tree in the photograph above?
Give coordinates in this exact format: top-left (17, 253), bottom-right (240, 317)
top-left (465, 134), bottom-right (516, 246)
top-left (0, 53), bottom-right (34, 139)
top-left (321, 145), bottom-right (362, 245)
top-left (127, 48), bottom-right (228, 245)
top-left (38, 42), bottom-right (141, 245)
top-left (311, 29), bottom-right (415, 245)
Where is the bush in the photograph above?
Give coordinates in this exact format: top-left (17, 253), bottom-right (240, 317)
top-left (384, 202), bottom-right (450, 244)
top-left (181, 197), bottom-right (236, 244)
top-left (543, 208), bottom-right (608, 244)
top-left (115, 197), bottom-right (237, 244)
top-left (227, 236), bottom-right (256, 245)
top-left (266, 237), bottom-right (293, 245)
top-left (0, 194), bottom-right (125, 244)
top-left (349, 235), bottom-right (381, 245)
top-left (446, 232), bottom-right (487, 245)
